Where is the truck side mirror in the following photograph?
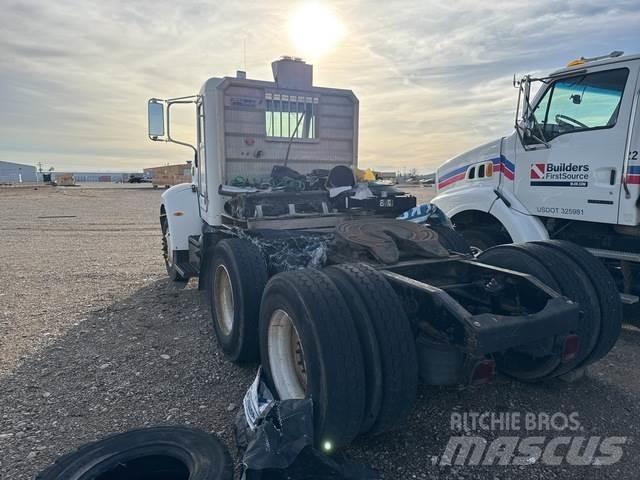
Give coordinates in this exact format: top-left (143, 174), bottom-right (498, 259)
top-left (148, 100), bottom-right (165, 140)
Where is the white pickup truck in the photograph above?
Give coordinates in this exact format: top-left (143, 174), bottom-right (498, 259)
top-left (432, 51), bottom-right (640, 304)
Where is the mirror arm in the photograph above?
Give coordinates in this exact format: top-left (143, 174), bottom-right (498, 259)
top-left (166, 99), bottom-right (199, 165)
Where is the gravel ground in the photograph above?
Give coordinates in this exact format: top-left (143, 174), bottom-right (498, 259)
top-left (0, 184), bottom-right (638, 479)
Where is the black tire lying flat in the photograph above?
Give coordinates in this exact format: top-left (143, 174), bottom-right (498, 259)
top-left (36, 426), bottom-right (233, 480)
top-left (477, 245), bottom-right (563, 381)
top-left (331, 263), bottom-right (418, 435)
top-left (429, 225), bottom-right (472, 254)
top-left (324, 267), bottom-right (383, 434)
top-left (209, 238), bottom-right (268, 363)
top-left (259, 269), bottom-right (366, 448)
top-left (533, 240), bottom-right (622, 365)
top-left (515, 243), bottom-right (601, 376)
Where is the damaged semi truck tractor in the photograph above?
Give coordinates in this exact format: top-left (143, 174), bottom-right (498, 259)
top-left (432, 51), bottom-right (640, 307)
top-left (148, 57), bottom-right (621, 449)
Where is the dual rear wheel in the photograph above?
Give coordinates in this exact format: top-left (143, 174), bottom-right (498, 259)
top-left (206, 236), bottom-right (622, 448)
top-left (206, 238), bottom-right (418, 448)
top-left (477, 240), bottom-right (622, 381)
top-left (258, 265), bottom-right (418, 448)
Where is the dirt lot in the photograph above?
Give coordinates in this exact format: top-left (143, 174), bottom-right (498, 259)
top-left (0, 185), bottom-right (639, 480)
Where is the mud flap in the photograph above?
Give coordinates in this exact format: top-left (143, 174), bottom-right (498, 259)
top-left (235, 368), bottom-right (380, 480)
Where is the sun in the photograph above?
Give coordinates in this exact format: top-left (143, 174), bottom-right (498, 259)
top-left (288, 2), bottom-right (345, 60)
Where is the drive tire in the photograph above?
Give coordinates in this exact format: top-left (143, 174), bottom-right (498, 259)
top-left (209, 238), bottom-right (268, 363)
top-left (477, 245), bottom-right (563, 381)
top-left (323, 267), bottom-right (383, 434)
top-left (331, 263), bottom-right (418, 435)
top-left (259, 269), bottom-right (366, 448)
top-left (516, 242), bottom-right (601, 376)
top-left (35, 426), bottom-right (233, 480)
top-left (533, 240), bottom-right (622, 365)
top-left (430, 225), bottom-right (472, 254)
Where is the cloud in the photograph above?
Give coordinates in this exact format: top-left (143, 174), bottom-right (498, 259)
top-left (1, 0), bottom-right (639, 172)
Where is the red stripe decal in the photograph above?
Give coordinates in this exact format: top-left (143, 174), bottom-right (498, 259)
top-left (438, 172), bottom-right (466, 189)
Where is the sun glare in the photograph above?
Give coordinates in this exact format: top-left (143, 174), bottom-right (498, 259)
top-left (288, 2), bottom-right (345, 60)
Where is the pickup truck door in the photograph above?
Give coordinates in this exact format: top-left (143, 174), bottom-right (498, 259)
top-left (513, 61), bottom-right (640, 224)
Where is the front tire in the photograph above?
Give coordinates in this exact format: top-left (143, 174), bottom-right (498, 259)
top-left (460, 227), bottom-right (508, 252)
top-left (160, 211), bottom-right (187, 282)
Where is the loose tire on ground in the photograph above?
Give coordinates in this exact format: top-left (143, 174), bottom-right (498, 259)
top-left (533, 240), bottom-right (622, 365)
top-left (429, 225), bottom-right (472, 255)
top-left (209, 238), bottom-right (268, 363)
top-left (331, 263), bottom-right (418, 435)
top-left (36, 426), bottom-right (233, 480)
top-left (259, 269), bottom-right (366, 448)
top-left (477, 245), bottom-right (564, 381)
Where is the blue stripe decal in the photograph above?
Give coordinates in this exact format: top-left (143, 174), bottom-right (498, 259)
top-left (501, 156), bottom-right (515, 173)
top-left (438, 164), bottom-right (469, 182)
top-left (629, 166), bottom-right (640, 174)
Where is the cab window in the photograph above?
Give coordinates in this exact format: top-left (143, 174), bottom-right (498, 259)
top-left (531, 68), bottom-right (629, 142)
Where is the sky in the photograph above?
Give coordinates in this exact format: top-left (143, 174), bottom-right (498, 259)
top-left (1, 1), bottom-right (640, 174)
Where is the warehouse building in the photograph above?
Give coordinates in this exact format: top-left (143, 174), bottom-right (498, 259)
top-left (71, 172), bottom-right (131, 183)
top-left (0, 161), bottom-right (38, 183)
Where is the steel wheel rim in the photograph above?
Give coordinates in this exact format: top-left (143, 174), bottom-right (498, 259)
top-left (214, 265), bottom-right (234, 335)
top-left (267, 309), bottom-right (307, 399)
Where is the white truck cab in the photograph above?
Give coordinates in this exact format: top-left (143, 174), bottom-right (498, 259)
top-left (432, 51), bottom-right (640, 301)
top-left (148, 57), bottom-right (358, 280)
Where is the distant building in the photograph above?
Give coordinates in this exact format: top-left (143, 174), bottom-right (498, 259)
top-left (53, 173), bottom-right (75, 186)
top-left (0, 161), bottom-right (37, 183)
top-left (144, 162), bottom-right (193, 187)
top-left (71, 172), bottom-right (131, 183)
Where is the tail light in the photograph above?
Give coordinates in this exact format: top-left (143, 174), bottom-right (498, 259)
top-left (470, 359), bottom-right (496, 385)
top-left (562, 334), bottom-right (580, 362)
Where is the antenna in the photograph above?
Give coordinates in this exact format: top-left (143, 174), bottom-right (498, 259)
top-left (243, 38), bottom-right (247, 72)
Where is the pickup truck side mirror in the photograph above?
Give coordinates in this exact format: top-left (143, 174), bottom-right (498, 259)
top-left (148, 100), bottom-right (165, 140)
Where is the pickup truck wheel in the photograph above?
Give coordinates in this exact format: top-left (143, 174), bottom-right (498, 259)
top-left (259, 269), bottom-right (366, 449)
top-left (160, 213), bottom-right (187, 282)
top-left (477, 245), bottom-right (563, 381)
top-left (209, 239), bottom-right (267, 363)
top-left (533, 240), bottom-right (622, 366)
top-left (330, 263), bottom-right (418, 435)
top-left (35, 426), bottom-right (232, 480)
top-left (517, 243), bottom-right (601, 376)
top-left (429, 225), bottom-right (472, 255)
